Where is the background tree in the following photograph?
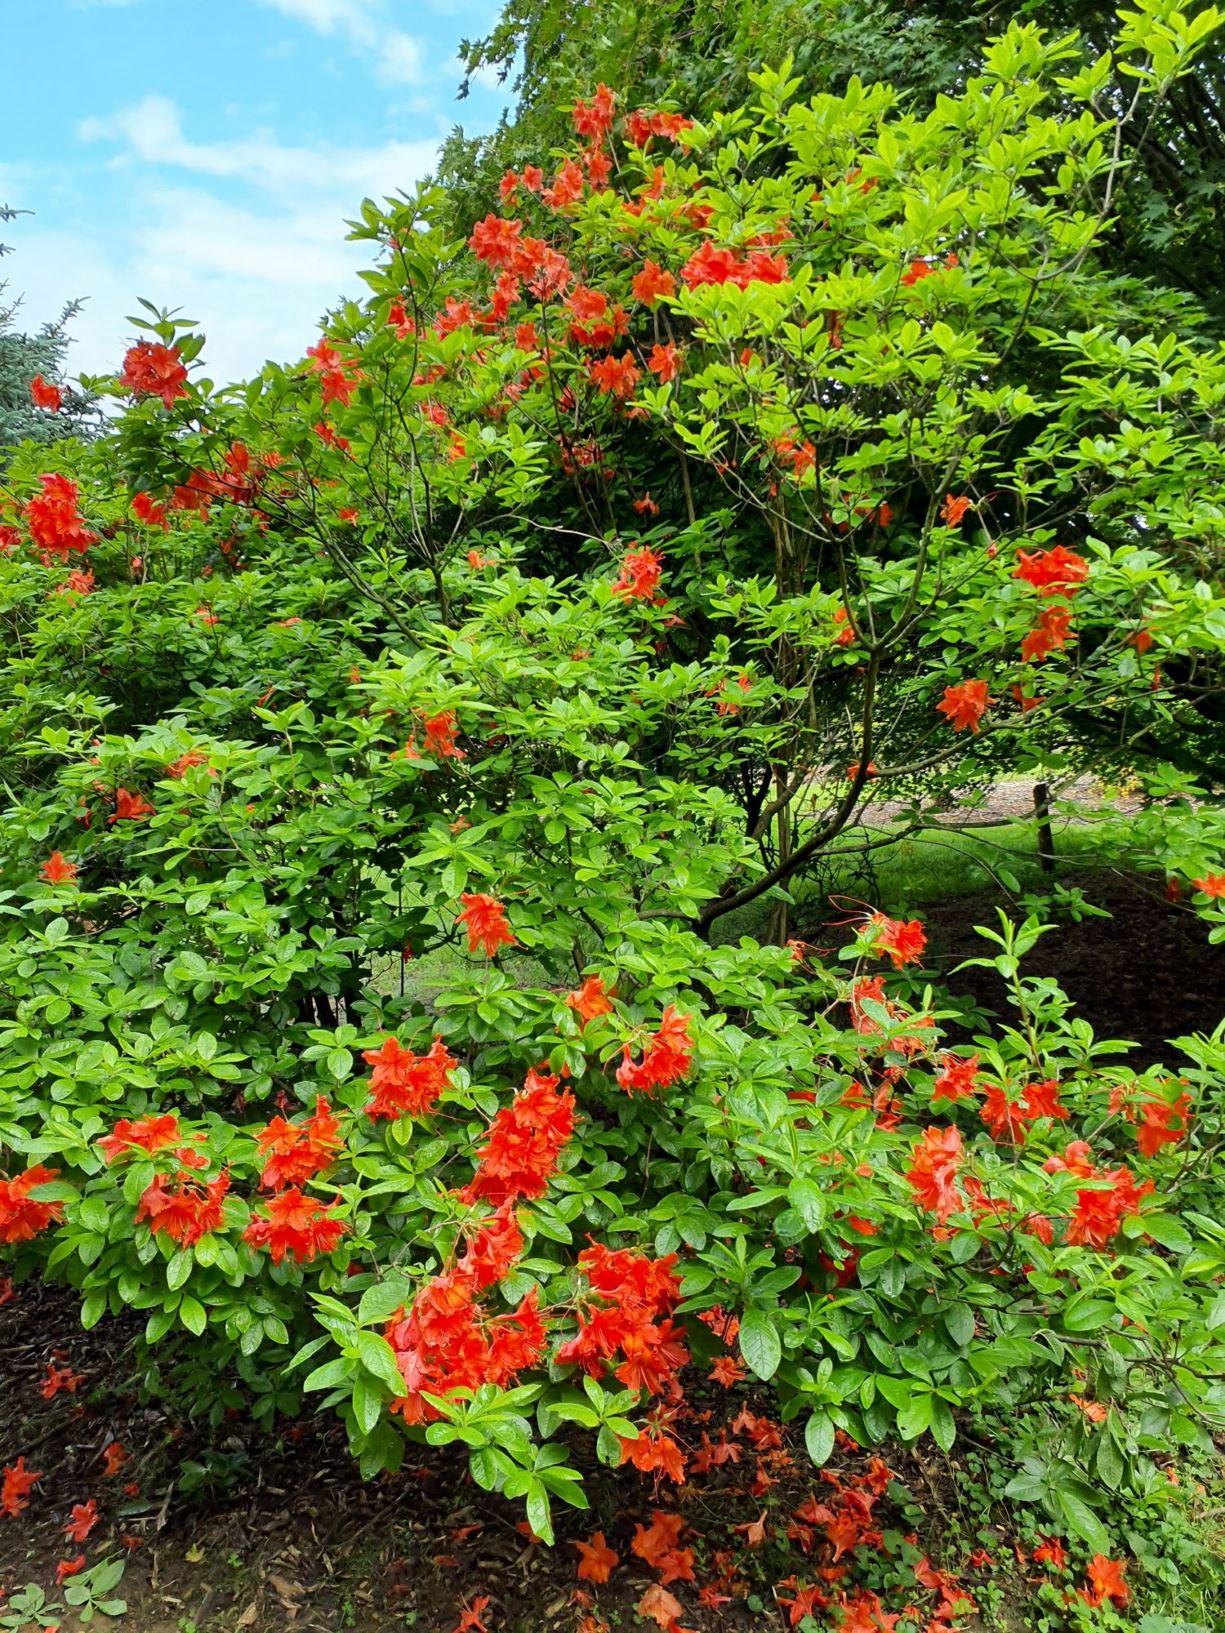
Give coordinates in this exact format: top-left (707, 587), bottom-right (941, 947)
top-left (0, 206), bottom-right (99, 453)
top-left (445, 0), bottom-right (1225, 324)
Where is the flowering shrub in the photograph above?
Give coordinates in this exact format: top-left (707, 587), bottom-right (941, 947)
top-left (3, 3), bottom-right (1225, 1562)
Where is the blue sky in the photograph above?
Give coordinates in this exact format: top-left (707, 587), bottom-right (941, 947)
top-left (1, 0), bottom-right (509, 383)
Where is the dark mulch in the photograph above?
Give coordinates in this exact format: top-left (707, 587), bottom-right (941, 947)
top-left (0, 1279), bottom-right (963, 1633)
top-left (919, 872), bottom-right (1225, 1067)
top-left (805, 869), bottom-right (1225, 1069)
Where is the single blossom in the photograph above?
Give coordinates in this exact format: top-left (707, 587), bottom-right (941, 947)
top-left (565, 974), bottom-right (614, 1024)
top-left (936, 679), bottom-right (992, 733)
top-left (2, 1457), bottom-right (44, 1517)
top-left (109, 787), bottom-right (155, 824)
top-left (867, 912), bottom-right (926, 970)
top-left (30, 374), bottom-right (63, 412)
top-left (63, 1498), bottom-right (99, 1541)
top-left (457, 893), bottom-right (516, 957)
top-left (40, 851), bottom-right (78, 885)
top-left (646, 342), bottom-right (681, 382)
top-left (574, 1530), bottom-right (619, 1583)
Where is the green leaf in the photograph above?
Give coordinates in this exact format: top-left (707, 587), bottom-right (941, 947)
top-left (1135, 1213), bottom-right (1193, 1254)
top-left (1056, 1489), bottom-right (1110, 1554)
top-left (167, 1250), bottom-right (193, 1291)
top-left (804, 1411), bottom-right (835, 1467)
top-left (1063, 1296), bottom-right (1116, 1332)
top-left (595, 1426), bottom-right (623, 1465)
top-left (356, 1331), bottom-right (405, 1394)
top-left (358, 1277), bottom-right (414, 1325)
top-left (943, 1305), bottom-right (976, 1348)
top-left (470, 1446), bottom-right (500, 1490)
top-left (930, 1397), bottom-right (956, 1452)
top-left (179, 1296), bottom-right (206, 1336)
top-left (81, 1290), bottom-right (107, 1330)
top-left (896, 1392), bottom-right (933, 1441)
top-left (1096, 1430), bottom-right (1123, 1490)
top-left (739, 1308), bottom-right (781, 1380)
top-left (787, 1177), bottom-right (826, 1232)
top-left (525, 1484), bottom-right (554, 1545)
top-left (352, 1376), bottom-right (383, 1436)
top-left (145, 1308), bottom-right (176, 1344)
top-left (78, 1197), bottom-right (110, 1235)
top-left (304, 1357), bottom-right (352, 1392)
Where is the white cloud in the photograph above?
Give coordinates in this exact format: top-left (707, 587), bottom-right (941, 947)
top-left (376, 31), bottom-right (425, 85)
top-left (256, 0), bottom-right (425, 84)
top-left (79, 96), bottom-right (439, 200)
top-left (20, 100), bottom-right (447, 384)
top-left (260, 0), bottom-right (372, 30)
top-left (14, 200), bottom-right (364, 387)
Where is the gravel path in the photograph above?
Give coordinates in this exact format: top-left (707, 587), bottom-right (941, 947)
top-left (853, 773), bottom-right (1143, 829)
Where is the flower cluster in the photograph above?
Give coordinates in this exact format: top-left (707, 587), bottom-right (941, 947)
top-left (255, 1096), bottom-right (341, 1188)
top-left (1046, 1143), bottom-right (1155, 1248)
top-left (243, 1188), bottom-right (347, 1265)
top-left (24, 474), bottom-right (97, 563)
top-left (616, 1006), bottom-right (694, 1095)
top-left (118, 341), bottom-right (189, 409)
top-left (612, 545), bottom-right (665, 602)
top-left (906, 1127), bottom-right (963, 1223)
top-left (464, 1068), bottom-right (576, 1203)
top-left (1013, 545), bottom-right (1089, 596)
top-left (384, 1270), bottom-right (545, 1425)
top-left (135, 1168), bottom-right (230, 1247)
top-left (30, 374), bottom-right (63, 412)
top-left (0, 1165), bottom-right (64, 1244)
top-left (362, 1036), bottom-right (458, 1121)
top-left (556, 1243), bottom-right (686, 1395)
top-left (305, 340), bottom-right (361, 408)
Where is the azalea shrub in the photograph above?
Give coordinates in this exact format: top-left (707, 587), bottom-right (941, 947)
top-left (2, 0), bottom-right (1225, 1566)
